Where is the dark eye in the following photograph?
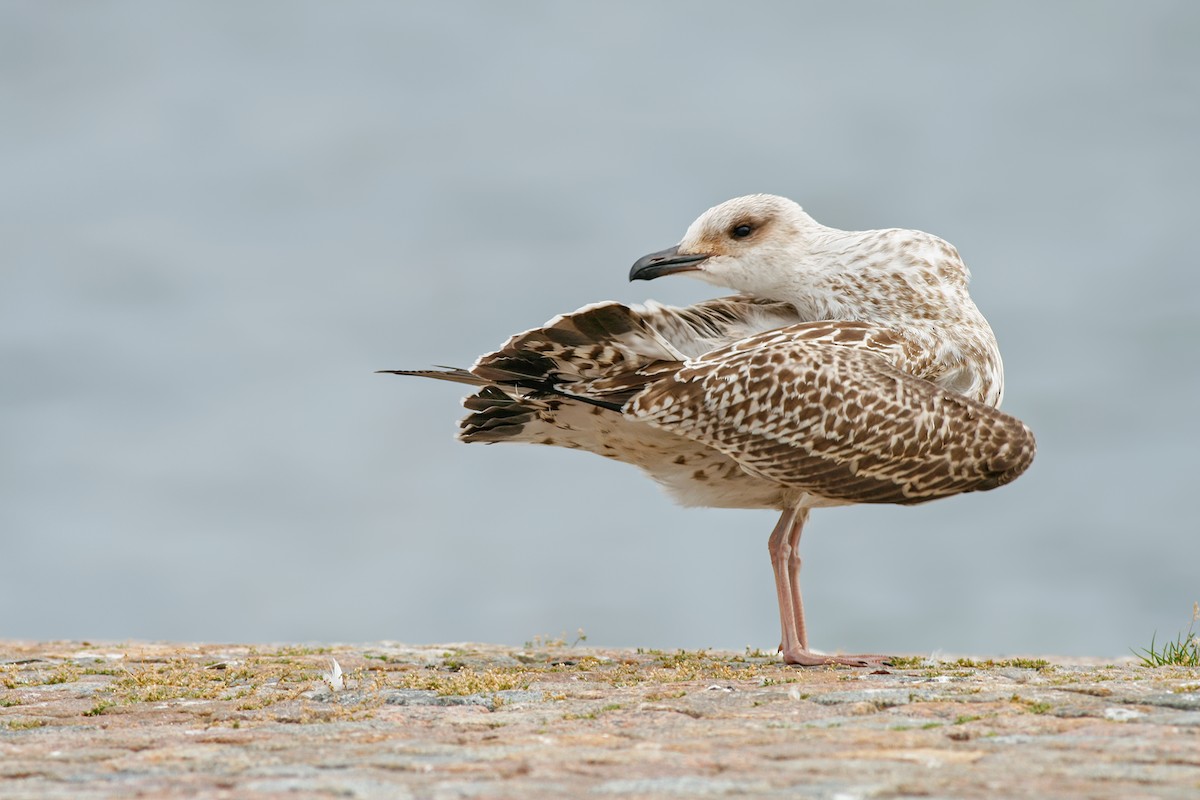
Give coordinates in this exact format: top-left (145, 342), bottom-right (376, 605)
top-left (731, 224), bottom-right (753, 239)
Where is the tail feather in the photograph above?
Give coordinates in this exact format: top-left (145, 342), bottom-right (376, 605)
top-left (458, 387), bottom-right (544, 443)
top-left (376, 367), bottom-right (483, 386)
top-left (475, 301), bottom-right (685, 385)
top-left (383, 297), bottom-right (799, 447)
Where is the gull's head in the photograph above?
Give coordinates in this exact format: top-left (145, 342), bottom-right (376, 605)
top-left (629, 194), bottom-right (819, 297)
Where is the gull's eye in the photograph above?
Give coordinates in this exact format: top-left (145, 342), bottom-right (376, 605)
top-left (731, 224), bottom-right (753, 239)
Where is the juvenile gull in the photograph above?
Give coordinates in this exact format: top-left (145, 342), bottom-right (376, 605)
top-left (385, 194), bottom-right (1035, 666)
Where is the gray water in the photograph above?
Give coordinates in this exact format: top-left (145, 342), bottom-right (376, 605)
top-left (3, 1), bottom-right (1197, 658)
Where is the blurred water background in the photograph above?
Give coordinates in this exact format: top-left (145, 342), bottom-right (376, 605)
top-left (3, 1), bottom-right (1197, 657)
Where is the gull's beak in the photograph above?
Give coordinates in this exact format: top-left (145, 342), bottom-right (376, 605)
top-left (629, 246), bottom-right (711, 282)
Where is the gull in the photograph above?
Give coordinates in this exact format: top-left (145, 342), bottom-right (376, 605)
top-left (384, 194), bottom-right (1036, 666)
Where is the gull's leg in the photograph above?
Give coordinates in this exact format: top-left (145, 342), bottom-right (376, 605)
top-left (768, 508), bottom-right (803, 655)
top-left (770, 506), bottom-right (891, 668)
top-left (785, 507), bottom-right (811, 653)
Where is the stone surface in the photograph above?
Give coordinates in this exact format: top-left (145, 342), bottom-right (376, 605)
top-left (2, 641), bottom-right (1199, 798)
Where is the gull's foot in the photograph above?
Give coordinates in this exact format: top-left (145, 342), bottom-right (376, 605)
top-left (781, 648), bottom-right (892, 668)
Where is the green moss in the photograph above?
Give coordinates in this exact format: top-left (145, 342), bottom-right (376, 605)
top-left (563, 703), bottom-right (620, 721)
top-left (886, 656), bottom-right (926, 669)
top-left (83, 700), bottom-right (116, 717)
top-left (391, 666), bottom-right (528, 696)
top-left (5, 718), bottom-right (46, 730)
top-left (1010, 694), bottom-right (1053, 714)
top-left (525, 629), bottom-right (588, 649)
top-left (949, 658), bottom-right (1051, 671)
top-left (42, 665), bottom-right (82, 685)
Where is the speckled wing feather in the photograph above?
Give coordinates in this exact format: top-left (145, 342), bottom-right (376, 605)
top-left (471, 296), bottom-right (802, 382)
top-left (457, 297), bottom-right (806, 436)
top-left (628, 328), bottom-right (1036, 505)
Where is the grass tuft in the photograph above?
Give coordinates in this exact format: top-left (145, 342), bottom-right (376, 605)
top-left (1133, 603), bottom-right (1200, 668)
top-left (886, 656), bottom-right (926, 669)
top-left (948, 658), bottom-right (1050, 671)
top-left (83, 700), bottom-right (116, 717)
top-left (1009, 694), bottom-right (1053, 714)
top-left (524, 629), bottom-right (588, 650)
top-left (392, 667), bottom-right (527, 696)
top-left (5, 718), bottom-right (46, 730)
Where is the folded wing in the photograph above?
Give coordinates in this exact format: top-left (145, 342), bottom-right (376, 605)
top-left (629, 330), bottom-right (1036, 504)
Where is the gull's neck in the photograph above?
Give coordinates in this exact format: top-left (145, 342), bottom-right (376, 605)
top-left (764, 225), bottom-right (977, 330)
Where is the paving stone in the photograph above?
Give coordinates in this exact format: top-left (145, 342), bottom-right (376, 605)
top-left (1, 641), bottom-right (1198, 799)
top-left (1133, 692), bottom-right (1200, 711)
top-left (593, 776), bottom-right (772, 794)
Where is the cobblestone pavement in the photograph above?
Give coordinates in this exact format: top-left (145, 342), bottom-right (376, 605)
top-left (2, 641), bottom-right (1198, 799)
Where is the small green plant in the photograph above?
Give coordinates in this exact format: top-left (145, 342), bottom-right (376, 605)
top-left (392, 666), bottom-right (527, 696)
top-left (42, 665), bottom-right (82, 685)
top-left (760, 676), bottom-right (799, 687)
top-left (947, 658), bottom-right (1050, 671)
top-left (886, 656), bottom-right (925, 669)
top-left (5, 718), bottom-right (46, 731)
top-left (83, 700), bottom-right (116, 717)
top-left (1009, 694), bottom-right (1052, 714)
top-left (1133, 604), bottom-right (1200, 667)
top-left (525, 629), bottom-right (588, 650)
top-left (270, 645), bottom-right (332, 657)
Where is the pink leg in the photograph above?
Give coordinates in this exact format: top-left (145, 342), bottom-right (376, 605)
top-left (768, 506), bottom-right (891, 667)
top-left (768, 508), bottom-right (805, 655)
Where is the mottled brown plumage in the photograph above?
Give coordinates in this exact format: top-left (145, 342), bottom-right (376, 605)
top-left (631, 326), bottom-right (1033, 504)
top-left (387, 194), bottom-right (1036, 666)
